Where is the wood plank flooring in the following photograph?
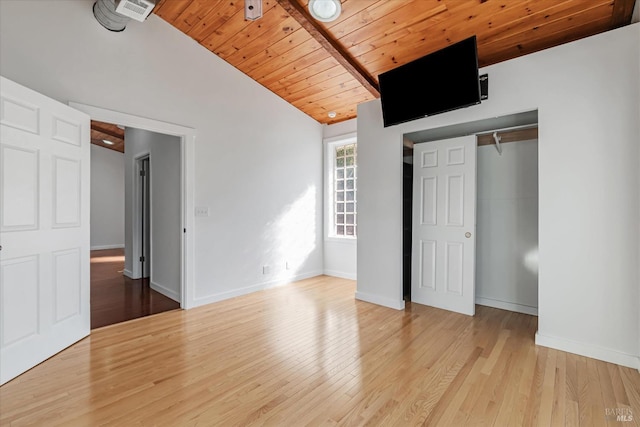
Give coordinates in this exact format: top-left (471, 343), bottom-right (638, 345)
top-left (1, 276), bottom-right (638, 426)
top-left (91, 249), bottom-right (180, 329)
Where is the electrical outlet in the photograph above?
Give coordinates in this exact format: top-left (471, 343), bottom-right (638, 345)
top-left (195, 206), bottom-right (209, 217)
top-left (263, 265), bottom-right (270, 275)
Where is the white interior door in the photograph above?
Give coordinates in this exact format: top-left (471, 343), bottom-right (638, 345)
top-left (411, 135), bottom-right (476, 315)
top-left (0, 76), bottom-right (90, 385)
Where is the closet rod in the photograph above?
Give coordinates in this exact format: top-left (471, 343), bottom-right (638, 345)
top-left (476, 123), bottom-right (538, 137)
top-left (477, 125), bottom-right (538, 148)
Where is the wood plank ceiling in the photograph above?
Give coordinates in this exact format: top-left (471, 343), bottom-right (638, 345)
top-left (154, 0), bottom-right (636, 125)
top-left (91, 120), bottom-right (125, 153)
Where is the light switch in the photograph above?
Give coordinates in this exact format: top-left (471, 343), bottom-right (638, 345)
top-left (195, 206), bottom-right (209, 217)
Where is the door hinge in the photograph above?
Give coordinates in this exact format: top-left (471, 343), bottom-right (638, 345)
top-left (140, 256), bottom-right (145, 262)
top-left (140, 170), bottom-right (146, 177)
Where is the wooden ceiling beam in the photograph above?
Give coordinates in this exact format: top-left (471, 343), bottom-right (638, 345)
top-left (276, 0), bottom-right (380, 98)
top-left (610, 0), bottom-right (636, 27)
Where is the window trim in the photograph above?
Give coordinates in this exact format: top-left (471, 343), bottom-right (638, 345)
top-left (324, 133), bottom-right (357, 242)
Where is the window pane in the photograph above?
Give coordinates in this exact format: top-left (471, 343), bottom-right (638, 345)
top-left (332, 142), bottom-right (357, 238)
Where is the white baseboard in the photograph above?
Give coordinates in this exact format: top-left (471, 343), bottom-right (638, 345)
top-left (123, 269), bottom-right (134, 279)
top-left (355, 291), bottom-right (405, 310)
top-left (192, 270), bottom-right (323, 308)
top-left (90, 244), bottom-right (124, 251)
top-left (535, 332), bottom-right (640, 369)
top-left (150, 281), bottom-right (180, 303)
top-left (476, 296), bottom-right (538, 316)
top-left (323, 269), bottom-right (357, 280)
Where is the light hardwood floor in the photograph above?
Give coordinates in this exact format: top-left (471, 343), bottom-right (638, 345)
top-left (1, 276), bottom-right (638, 426)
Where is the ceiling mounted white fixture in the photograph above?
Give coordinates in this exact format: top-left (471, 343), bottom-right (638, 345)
top-left (102, 139), bottom-right (115, 145)
top-left (245, 0), bottom-right (263, 21)
top-left (308, 0), bottom-right (341, 23)
top-left (93, 0), bottom-right (155, 31)
top-left (114, 0), bottom-right (155, 22)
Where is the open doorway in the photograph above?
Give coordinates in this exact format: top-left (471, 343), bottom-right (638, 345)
top-left (89, 121), bottom-right (180, 329)
top-left (403, 111), bottom-right (539, 316)
top-left (73, 101), bottom-right (196, 312)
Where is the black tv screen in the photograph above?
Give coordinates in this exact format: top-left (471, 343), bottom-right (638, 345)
top-left (379, 36), bottom-right (481, 127)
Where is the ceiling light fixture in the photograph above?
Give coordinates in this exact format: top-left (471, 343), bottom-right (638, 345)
top-left (328, 111), bottom-right (337, 118)
top-left (244, 0), bottom-right (263, 21)
top-left (308, 0), bottom-right (341, 23)
top-left (102, 139), bottom-right (115, 145)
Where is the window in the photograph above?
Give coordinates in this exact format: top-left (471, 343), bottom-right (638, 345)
top-left (331, 141), bottom-right (357, 237)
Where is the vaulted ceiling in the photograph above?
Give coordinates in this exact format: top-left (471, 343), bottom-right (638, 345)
top-left (154, 0), bottom-right (636, 125)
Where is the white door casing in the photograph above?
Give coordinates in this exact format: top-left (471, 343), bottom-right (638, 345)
top-left (0, 76), bottom-right (90, 385)
top-left (411, 135), bottom-right (476, 316)
top-left (69, 102), bottom-right (195, 309)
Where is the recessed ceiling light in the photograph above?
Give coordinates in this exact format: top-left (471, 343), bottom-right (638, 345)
top-left (102, 139), bottom-right (115, 145)
top-left (309, 0), bottom-right (341, 23)
top-left (328, 111), bottom-right (337, 118)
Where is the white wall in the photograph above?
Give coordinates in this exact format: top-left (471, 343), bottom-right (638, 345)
top-left (322, 119), bottom-right (357, 279)
top-left (90, 144), bottom-right (124, 250)
top-left (476, 139), bottom-right (538, 315)
top-left (124, 128), bottom-right (181, 301)
top-left (356, 24), bottom-right (640, 368)
top-left (0, 0), bottom-right (323, 307)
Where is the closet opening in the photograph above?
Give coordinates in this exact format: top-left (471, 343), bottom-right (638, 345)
top-left (402, 111), bottom-right (539, 316)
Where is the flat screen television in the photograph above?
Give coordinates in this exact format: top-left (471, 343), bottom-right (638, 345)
top-left (378, 36), bottom-right (481, 127)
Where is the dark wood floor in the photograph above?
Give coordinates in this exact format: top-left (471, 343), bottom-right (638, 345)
top-left (91, 248), bottom-right (180, 329)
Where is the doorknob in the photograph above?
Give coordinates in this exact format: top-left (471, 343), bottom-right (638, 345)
top-left (465, 232), bottom-right (471, 238)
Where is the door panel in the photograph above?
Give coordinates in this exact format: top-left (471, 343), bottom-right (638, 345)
top-left (445, 174), bottom-right (464, 226)
top-left (1, 144), bottom-right (39, 230)
top-left (1, 256), bottom-right (39, 346)
top-left (0, 76), bottom-right (90, 385)
top-left (53, 248), bottom-right (81, 323)
top-left (411, 135), bottom-right (476, 316)
top-left (53, 156), bottom-right (81, 227)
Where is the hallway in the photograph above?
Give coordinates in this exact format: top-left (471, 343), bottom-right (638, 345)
top-left (91, 249), bottom-right (180, 329)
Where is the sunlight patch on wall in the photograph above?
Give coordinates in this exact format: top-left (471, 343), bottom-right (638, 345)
top-left (524, 247), bottom-right (539, 274)
top-left (269, 185), bottom-right (317, 278)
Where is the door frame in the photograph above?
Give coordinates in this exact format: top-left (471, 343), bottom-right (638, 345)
top-left (133, 152), bottom-right (151, 280)
top-left (70, 102), bottom-right (196, 309)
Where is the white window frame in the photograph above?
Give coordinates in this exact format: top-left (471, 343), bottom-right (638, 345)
top-left (324, 133), bottom-right (357, 242)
